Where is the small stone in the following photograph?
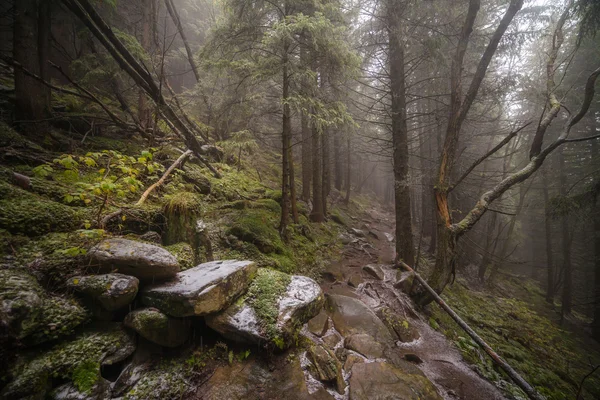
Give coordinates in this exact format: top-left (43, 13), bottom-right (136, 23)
top-left (139, 231), bottom-right (162, 243)
top-left (384, 232), bottom-right (394, 242)
top-left (67, 273), bottom-right (138, 311)
top-left (368, 231), bottom-right (379, 239)
top-left (88, 238), bottom-right (179, 281)
top-left (362, 264), bottom-right (385, 280)
top-left (344, 353), bottom-right (364, 371)
top-left (308, 309), bottom-right (329, 337)
top-left (345, 333), bottom-right (385, 359)
top-left (377, 307), bottom-right (420, 343)
top-left (347, 273), bottom-right (363, 288)
top-left (307, 345), bottom-right (346, 394)
top-left (142, 260), bottom-right (257, 317)
top-left (124, 308), bottom-right (190, 347)
top-left (394, 271), bottom-right (415, 293)
top-left (322, 330), bottom-right (342, 349)
top-left (350, 228), bottom-right (365, 237)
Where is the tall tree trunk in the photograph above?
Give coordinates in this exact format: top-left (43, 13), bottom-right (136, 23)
top-left (322, 127), bottom-right (330, 216)
top-left (310, 121), bottom-right (324, 222)
top-left (301, 110), bottom-right (311, 201)
top-left (388, 1), bottom-right (415, 265)
top-left (289, 141), bottom-right (299, 224)
top-left (344, 136), bottom-right (351, 204)
top-left (591, 132), bottom-right (600, 341)
top-left (542, 167), bottom-right (555, 304)
top-left (478, 212), bottom-right (498, 281)
top-left (559, 147), bottom-right (572, 316)
top-left (334, 130), bottom-right (342, 191)
top-left (165, 0), bottom-right (200, 82)
top-left (14, 0), bottom-right (51, 129)
top-left (138, 0), bottom-right (154, 129)
top-left (279, 48), bottom-right (291, 235)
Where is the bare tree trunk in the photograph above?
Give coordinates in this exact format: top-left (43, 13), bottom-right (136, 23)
top-left (279, 46), bottom-right (291, 235)
top-left (310, 121), bottom-right (324, 222)
top-left (559, 147), bottom-right (573, 316)
top-left (591, 133), bottom-right (600, 341)
top-left (388, 1), bottom-right (415, 265)
top-left (164, 0), bottom-right (200, 82)
top-left (478, 212), bottom-right (498, 281)
top-left (301, 110), bottom-right (311, 201)
top-left (322, 127), bottom-right (330, 217)
top-left (542, 167), bottom-right (555, 304)
top-left (344, 136), bottom-right (351, 204)
top-left (289, 141), bottom-right (299, 224)
top-left (334, 130), bottom-right (342, 191)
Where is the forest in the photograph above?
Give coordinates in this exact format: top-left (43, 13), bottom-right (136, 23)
top-left (1, 0), bottom-right (600, 399)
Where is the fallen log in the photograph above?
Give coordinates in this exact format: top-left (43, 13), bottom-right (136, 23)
top-left (397, 260), bottom-right (545, 400)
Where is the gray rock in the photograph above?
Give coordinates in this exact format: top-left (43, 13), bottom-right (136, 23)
top-left (307, 345), bottom-right (345, 394)
top-left (362, 264), bottom-right (385, 280)
top-left (345, 333), bottom-right (385, 359)
top-left (139, 231), bottom-right (162, 243)
top-left (349, 362), bottom-right (442, 400)
top-left (307, 309), bottom-right (329, 337)
top-left (326, 294), bottom-right (393, 342)
top-left (344, 353), bottom-right (364, 371)
top-left (67, 273), bottom-right (138, 311)
top-left (322, 330), bottom-right (342, 350)
top-left (206, 271), bottom-right (323, 349)
top-left (124, 308), bottom-right (190, 347)
top-left (384, 232), bottom-right (394, 242)
top-left (88, 238), bottom-right (179, 281)
top-left (350, 228), bottom-right (365, 238)
top-left (377, 307), bottom-right (420, 343)
top-left (0, 269), bottom-right (43, 340)
top-left (142, 260), bottom-right (257, 317)
top-left (394, 271), bottom-right (415, 293)
top-left (347, 273), bottom-right (363, 288)
top-left (49, 378), bottom-right (111, 400)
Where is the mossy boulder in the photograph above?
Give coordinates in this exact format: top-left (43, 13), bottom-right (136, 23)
top-left (205, 269), bottom-right (324, 350)
top-left (163, 192), bottom-right (202, 246)
top-left (226, 210), bottom-right (284, 254)
top-left (377, 307), bottom-right (420, 343)
top-left (0, 269), bottom-right (87, 345)
top-left (88, 238), bottom-right (180, 281)
top-left (307, 345), bottom-right (345, 394)
top-left (1, 323), bottom-right (135, 399)
top-left (345, 333), bottom-right (385, 359)
top-left (67, 273), bottom-right (139, 311)
top-left (182, 165), bottom-right (211, 195)
top-left (124, 307), bottom-right (190, 348)
top-left (165, 242), bottom-right (195, 270)
top-left (141, 260), bottom-right (257, 317)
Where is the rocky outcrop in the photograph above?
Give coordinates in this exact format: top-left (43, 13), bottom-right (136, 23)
top-left (88, 238), bottom-right (180, 280)
top-left (349, 362), bottom-right (442, 400)
top-left (141, 260), bottom-right (257, 317)
top-left (67, 273), bottom-right (138, 311)
top-left (124, 308), bottom-right (190, 347)
top-left (325, 294), bottom-right (393, 343)
top-left (206, 269), bottom-right (323, 349)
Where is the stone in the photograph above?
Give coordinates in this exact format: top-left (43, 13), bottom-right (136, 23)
top-left (206, 270), bottom-right (323, 349)
top-left (394, 271), bottom-right (415, 293)
top-left (362, 264), bottom-right (385, 280)
top-left (321, 330), bottom-right (342, 350)
top-left (182, 166), bottom-right (212, 194)
top-left (325, 294), bottom-right (393, 342)
top-left (1, 323), bottom-right (135, 400)
top-left (124, 308), bottom-right (190, 347)
top-left (67, 273), bottom-right (138, 311)
top-left (344, 353), bottom-right (364, 371)
top-left (111, 362), bottom-right (152, 398)
top-left (350, 228), bottom-right (365, 237)
top-left (349, 362), bottom-right (442, 400)
top-left (384, 232), bottom-right (394, 242)
top-left (404, 353), bottom-right (424, 364)
top-left (377, 307), bottom-right (420, 343)
top-left (307, 345), bottom-right (346, 394)
top-left (139, 231), bottom-right (162, 243)
top-left (347, 273), bottom-right (363, 288)
top-left (142, 260), bottom-right (257, 317)
top-left (88, 238), bottom-right (179, 281)
top-left (0, 268), bottom-right (43, 340)
top-left (49, 378), bottom-right (111, 400)
top-left (368, 230), bottom-right (379, 239)
top-left (345, 333), bottom-right (385, 359)
top-left (307, 309), bottom-right (329, 337)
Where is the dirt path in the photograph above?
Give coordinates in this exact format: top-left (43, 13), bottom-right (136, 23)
top-left (320, 205), bottom-right (507, 400)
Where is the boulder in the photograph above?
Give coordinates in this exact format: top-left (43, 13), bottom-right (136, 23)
top-left (88, 238), bottom-right (179, 281)
top-left (362, 264), bottom-right (385, 280)
top-left (139, 231), bottom-right (162, 243)
top-left (345, 333), bottom-right (385, 359)
top-left (321, 330), bottom-right (342, 350)
top-left (141, 260), bottom-right (257, 317)
top-left (124, 308), bottom-right (190, 347)
top-left (49, 378), bottom-right (111, 400)
top-left (377, 307), bottom-right (420, 343)
top-left (307, 309), bottom-right (329, 337)
top-left (67, 273), bottom-right (138, 311)
top-left (347, 273), bottom-right (363, 288)
top-left (325, 294), bottom-right (393, 342)
top-left (349, 362), bottom-right (442, 400)
top-left (350, 228), bottom-right (365, 238)
top-left (182, 166), bottom-right (212, 195)
top-left (344, 353), bottom-right (364, 371)
top-left (206, 269), bottom-right (323, 349)
top-left (1, 323), bottom-right (135, 400)
top-left (394, 271), bottom-right (414, 293)
top-left (307, 345), bottom-right (345, 394)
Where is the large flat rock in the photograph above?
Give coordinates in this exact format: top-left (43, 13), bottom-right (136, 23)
top-left (206, 270), bottom-right (324, 349)
top-left (349, 362), bottom-right (442, 400)
top-left (325, 294), bottom-right (393, 342)
top-left (141, 260), bottom-right (257, 317)
top-left (88, 238), bottom-right (179, 280)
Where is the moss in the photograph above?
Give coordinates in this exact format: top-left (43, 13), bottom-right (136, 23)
top-left (166, 242), bottom-right (195, 270)
top-left (226, 210), bottom-right (284, 254)
top-left (27, 295), bottom-right (88, 345)
top-left (163, 192), bottom-right (202, 245)
top-left (71, 360), bottom-right (101, 394)
top-left (252, 198), bottom-right (281, 213)
top-left (245, 268), bottom-right (291, 346)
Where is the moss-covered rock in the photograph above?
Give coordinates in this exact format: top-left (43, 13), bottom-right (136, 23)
top-left (67, 273), bottom-right (139, 311)
top-left (165, 242), bottom-right (195, 270)
top-left (226, 210), bottom-right (284, 254)
top-left (27, 295), bottom-right (88, 346)
top-left (1, 323), bottom-right (135, 399)
top-left (182, 164), bottom-right (211, 195)
top-left (377, 307), bottom-right (419, 343)
top-left (163, 192), bottom-right (203, 246)
top-left (124, 307), bottom-right (190, 348)
top-left (0, 268), bottom-right (44, 341)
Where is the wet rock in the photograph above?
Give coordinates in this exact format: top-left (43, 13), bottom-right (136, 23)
top-left (347, 273), bottom-right (363, 288)
top-left (308, 309), bottom-right (329, 337)
top-left (67, 273), bottom-right (138, 311)
top-left (394, 271), bottom-right (414, 293)
top-left (139, 231), bottom-right (162, 243)
top-left (124, 308), bottom-right (190, 347)
top-left (344, 353), bottom-right (364, 371)
top-left (88, 238), bottom-right (179, 281)
top-left (345, 333), bottom-right (385, 359)
top-left (27, 295), bottom-right (88, 345)
top-left (165, 242), bottom-right (195, 270)
top-left (142, 260), bottom-right (257, 317)
top-left (350, 228), bottom-right (365, 238)
top-left (307, 345), bottom-right (346, 394)
top-left (206, 269), bottom-right (323, 349)
top-left (362, 264), bottom-right (385, 280)
top-left (377, 307), bottom-right (420, 343)
top-left (1, 323), bottom-right (135, 400)
top-left (0, 268), bottom-right (44, 340)
top-left (111, 362), bottom-right (152, 398)
top-left (49, 378), bottom-right (111, 400)
top-left (339, 234), bottom-right (352, 245)
top-left (384, 232), bottom-right (394, 242)
top-left (368, 231), bottom-right (379, 239)
top-left (325, 294), bottom-right (393, 342)
top-left (349, 362), bottom-right (442, 400)
top-left (322, 330), bottom-right (342, 349)
top-left (182, 165), bottom-right (212, 194)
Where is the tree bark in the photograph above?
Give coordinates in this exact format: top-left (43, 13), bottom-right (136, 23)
top-left (334, 130), bottom-right (342, 191)
top-left (279, 46), bottom-right (292, 235)
top-left (388, 1), bottom-right (415, 265)
top-left (138, 0), bottom-right (155, 129)
top-left (301, 109), bottom-right (311, 201)
top-left (289, 140), bottom-right (299, 224)
top-left (344, 136), bottom-right (351, 204)
top-left (542, 167), bottom-right (556, 304)
top-left (321, 127), bottom-right (330, 217)
top-left (559, 147), bottom-right (573, 316)
top-left (591, 134), bottom-right (600, 340)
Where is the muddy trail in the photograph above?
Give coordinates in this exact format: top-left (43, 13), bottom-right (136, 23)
top-left (317, 206), bottom-right (506, 400)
